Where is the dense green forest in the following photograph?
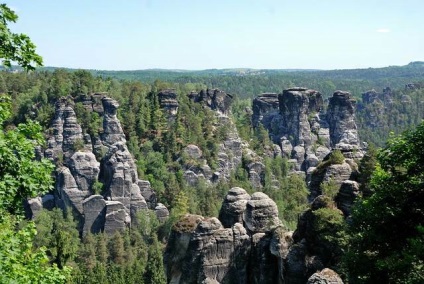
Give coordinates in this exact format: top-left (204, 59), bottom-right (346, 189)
top-left (1, 66), bottom-right (423, 283)
top-left (4, 61), bottom-right (424, 99)
top-left (1, 3), bottom-right (423, 282)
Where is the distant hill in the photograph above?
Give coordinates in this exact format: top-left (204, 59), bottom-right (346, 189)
top-left (2, 62), bottom-right (423, 98)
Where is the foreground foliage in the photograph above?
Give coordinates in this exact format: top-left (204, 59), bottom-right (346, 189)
top-left (346, 122), bottom-right (424, 283)
top-left (0, 213), bottom-right (70, 284)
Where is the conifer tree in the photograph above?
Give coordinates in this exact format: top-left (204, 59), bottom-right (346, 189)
top-left (144, 235), bottom-right (166, 284)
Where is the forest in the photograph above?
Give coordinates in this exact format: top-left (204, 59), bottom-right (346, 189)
top-left (1, 3), bottom-right (423, 284)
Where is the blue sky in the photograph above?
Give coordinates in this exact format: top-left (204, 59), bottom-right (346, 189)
top-left (4, 0), bottom-right (423, 70)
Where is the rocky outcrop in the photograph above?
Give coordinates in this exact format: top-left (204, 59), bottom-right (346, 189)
top-left (158, 89), bottom-right (179, 119)
top-left (308, 160), bottom-right (354, 201)
top-left (218, 187), bottom-right (250, 228)
top-left (213, 113), bottom-right (244, 183)
top-left (336, 180), bottom-right (360, 216)
top-left (279, 88), bottom-right (324, 148)
top-left (155, 203), bottom-right (170, 222)
top-left (252, 88), bottom-right (363, 174)
top-left (188, 88), bottom-right (233, 115)
top-left (165, 188), bottom-right (295, 284)
top-left (327, 91), bottom-right (360, 152)
top-left (165, 185), bottom-right (350, 283)
top-left (82, 195), bottom-right (106, 234)
top-left (40, 94), bottom-right (164, 235)
top-left (44, 97), bottom-right (84, 163)
top-left (287, 196), bottom-right (345, 283)
top-left (307, 268), bottom-right (344, 284)
top-left (244, 192), bottom-right (280, 234)
top-left (25, 194), bottom-right (55, 219)
top-left (101, 97), bottom-right (126, 146)
top-left (252, 93), bottom-right (279, 128)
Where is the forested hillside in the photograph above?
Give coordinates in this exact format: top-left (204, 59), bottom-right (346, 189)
top-left (35, 61), bottom-right (424, 99)
top-left (1, 66), bottom-right (423, 283)
top-left (1, 2), bottom-right (423, 283)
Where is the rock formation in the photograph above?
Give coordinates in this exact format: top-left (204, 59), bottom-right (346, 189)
top-left (252, 93), bottom-right (279, 128)
top-left (165, 187), bottom-right (345, 283)
top-left (29, 95), bottom-right (164, 235)
top-left (307, 268), bottom-right (344, 284)
top-left (175, 89), bottom-right (243, 184)
top-left (252, 88), bottom-right (363, 175)
top-left (188, 88), bottom-right (233, 115)
top-left (164, 188), bottom-right (271, 283)
top-left (158, 89), bottom-right (179, 119)
top-left (327, 91), bottom-right (360, 153)
top-left (288, 196), bottom-right (345, 283)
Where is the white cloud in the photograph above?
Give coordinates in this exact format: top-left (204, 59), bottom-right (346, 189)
top-left (376, 28), bottom-right (390, 33)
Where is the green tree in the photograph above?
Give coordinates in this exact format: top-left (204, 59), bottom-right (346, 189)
top-left (0, 4), bottom-right (43, 70)
top-left (109, 231), bottom-right (125, 265)
top-left (0, 213), bottom-right (70, 284)
top-left (0, 95), bottom-right (54, 214)
top-left (0, 5), bottom-right (70, 282)
top-left (345, 122), bottom-right (424, 283)
top-left (33, 208), bottom-right (79, 269)
top-left (144, 235), bottom-right (166, 284)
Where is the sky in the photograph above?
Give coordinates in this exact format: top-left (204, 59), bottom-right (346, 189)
top-left (3, 0), bottom-right (424, 70)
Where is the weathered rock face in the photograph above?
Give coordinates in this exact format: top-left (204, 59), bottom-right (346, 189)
top-left (188, 88), bottom-right (233, 115)
top-left (25, 194), bottom-right (55, 219)
top-left (155, 203), bottom-right (170, 222)
top-left (40, 94), bottom-right (163, 235)
top-left (279, 88), bottom-right (324, 148)
top-left (158, 89), bottom-right (179, 119)
top-left (307, 268), bottom-right (344, 284)
top-left (216, 115), bottom-right (243, 181)
top-left (287, 196), bottom-right (345, 283)
top-left (252, 88), bottom-right (363, 174)
top-left (165, 188), bottom-right (294, 284)
top-left (218, 187), bottom-right (250, 228)
top-left (244, 192), bottom-right (280, 234)
top-left (327, 91), bottom-right (360, 151)
top-left (44, 98), bottom-right (84, 163)
top-left (101, 97), bottom-right (126, 146)
top-left (82, 195), bottom-right (106, 235)
top-left (252, 93), bottom-right (279, 128)
top-left (308, 161), bottom-right (354, 201)
top-left (69, 151), bottom-right (100, 192)
top-left (336, 180), bottom-right (360, 216)
top-left (185, 89), bottom-right (243, 184)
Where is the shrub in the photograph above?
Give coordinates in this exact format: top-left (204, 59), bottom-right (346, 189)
top-left (329, 149), bottom-right (345, 164)
top-left (72, 138), bottom-right (85, 151)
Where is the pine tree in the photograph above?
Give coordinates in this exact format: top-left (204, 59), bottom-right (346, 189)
top-left (109, 231), bottom-right (125, 265)
top-left (96, 233), bottom-right (109, 264)
top-left (144, 235), bottom-right (166, 284)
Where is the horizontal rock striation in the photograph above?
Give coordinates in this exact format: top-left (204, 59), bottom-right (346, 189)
top-left (165, 188), bottom-right (302, 284)
top-left (158, 89), bottom-right (179, 119)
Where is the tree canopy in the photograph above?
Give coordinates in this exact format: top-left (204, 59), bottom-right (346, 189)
top-left (346, 122), bottom-right (424, 283)
top-left (0, 4), bottom-right (43, 70)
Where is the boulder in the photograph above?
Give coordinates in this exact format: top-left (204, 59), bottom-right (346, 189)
top-left (307, 268), bottom-right (344, 284)
top-left (82, 195), bottom-right (106, 235)
top-left (184, 144), bottom-right (203, 160)
top-left (104, 201), bottom-right (127, 235)
top-left (218, 187), bottom-right (251, 228)
top-left (336, 180), bottom-right (360, 216)
top-left (155, 203), bottom-right (169, 222)
top-left (69, 151), bottom-right (100, 192)
top-left (244, 192), bottom-right (280, 234)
